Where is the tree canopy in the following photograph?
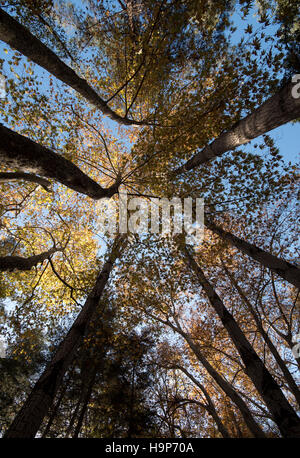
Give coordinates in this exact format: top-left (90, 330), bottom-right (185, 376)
top-left (0, 0), bottom-right (299, 439)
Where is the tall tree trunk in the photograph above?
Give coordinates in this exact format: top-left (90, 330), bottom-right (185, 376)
top-left (0, 9), bottom-right (142, 126)
top-left (0, 247), bottom-right (59, 271)
top-left (73, 367), bottom-right (97, 438)
top-left (0, 172), bottom-right (51, 191)
top-left (163, 320), bottom-right (266, 437)
top-left (41, 370), bottom-right (72, 437)
top-left (0, 123), bottom-right (119, 199)
top-left (206, 220), bottom-right (300, 289)
top-left (222, 261), bottom-right (300, 407)
top-left (65, 384), bottom-right (84, 438)
top-left (175, 365), bottom-right (231, 438)
top-left (174, 80), bottom-right (300, 174)
top-left (183, 246), bottom-right (300, 437)
top-left (4, 236), bottom-right (126, 438)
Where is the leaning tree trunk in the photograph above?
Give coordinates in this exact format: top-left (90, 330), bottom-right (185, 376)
top-left (165, 320), bottom-right (266, 438)
top-left (183, 246), bottom-right (300, 438)
top-left (0, 247), bottom-right (60, 272)
top-left (0, 8), bottom-right (142, 126)
top-left (41, 372), bottom-right (71, 437)
top-left (0, 124), bottom-right (119, 199)
top-left (205, 220), bottom-right (300, 289)
top-left (73, 367), bottom-right (97, 438)
top-left (4, 236), bottom-right (126, 438)
top-left (0, 172), bottom-right (51, 191)
top-left (174, 79), bottom-right (300, 174)
top-left (176, 365), bottom-right (231, 438)
top-left (222, 261), bottom-right (300, 407)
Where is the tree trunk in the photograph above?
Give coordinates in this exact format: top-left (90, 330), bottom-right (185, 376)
top-left (174, 80), bottom-right (300, 174)
top-left (206, 220), bottom-right (300, 289)
top-left (0, 247), bottom-right (59, 272)
top-left (65, 385), bottom-right (84, 438)
top-left (0, 123), bottom-right (119, 199)
top-left (165, 320), bottom-right (266, 437)
top-left (0, 172), bottom-right (51, 191)
top-left (176, 365), bottom-right (231, 438)
top-left (0, 8), bottom-right (142, 126)
top-left (223, 262), bottom-right (300, 407)
top-left (41, 370), bottom-right (71, 437)
top-left (4, 236), bottom-right (126, 438)
top-left (183, 246), bottom-right (300, 437)
top-left (73, 367), bottom-right (97, 438)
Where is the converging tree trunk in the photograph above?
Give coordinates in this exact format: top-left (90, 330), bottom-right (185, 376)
top-left (222, 261), bottom-right (300, 407)
top-left (0, 123), bottom-right (120, 199)
top-left (182, 246), bottom-right (300, 437)
top-left (0, 247), bottom-right (60, 271)
top-left (174, 79), bottom-right (300, 174)
top-left (205, 220), bottom-right (300, 289)
top-left (73, 367), bottom-right (97, 438)
top-left (175, 365), bottom-right (231, 438)
top-left (157, 317), bottom-right (266, 438)
top-left (0, 172), bottom-right (52, 191)
top-left (0, 8), bottom-right (143, 126)
top-left (4, 236), bottom-right (126, 438)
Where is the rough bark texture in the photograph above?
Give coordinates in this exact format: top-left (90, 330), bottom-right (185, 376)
top-left (223, 262), bottom-right (300, 407)
top-left (0, 123), bottom-right (119, 199)
top-left (184, 247), bottom-right (300, 438)
top-left (174, 80), bottom-right (300, 174)
top-left (0, 172), bottom-right (51, 191)
top-left (0, 247), bottom-right (58, 271)
top-left (206, 220), bottom-right (300, 289)
top-left (4, 237), bottom-right (125, 438)
top-left (0, 8), bottom-right (142, 126)
top-left (166, 322), bottom-right (266, 437)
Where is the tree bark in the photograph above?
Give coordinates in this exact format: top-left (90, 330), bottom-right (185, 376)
top-left (174, 80), bottom-right (300, 174)
top-left (206, 220), bottom-right (300, 289)
top-left (0, 8), bottom-right (143, 126)
top-left (164, 320), bottom-right (266, 437)
top-left (175, 365), bottom-right (231, 438)
top-left (183, 246), bottom-right (300, 438)
top-left (73, 367), bottom-right (97, 438)
top-left (0, 123), bottom-right (119, 199)
top-left (223, 262), bottom-right (300, 407)
top-left (0, 172), bottom-right (51, 191)
top-left (41, 371), bottom-right (71, 437)
top-left (4, 236), bottom-right (126, 438)
top-left (0, 247), bottom-right (59, 271)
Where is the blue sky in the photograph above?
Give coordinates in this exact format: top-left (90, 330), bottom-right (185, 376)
top-left (228, 5), bottom-right (299, 165)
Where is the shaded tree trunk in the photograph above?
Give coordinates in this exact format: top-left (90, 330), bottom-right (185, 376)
top-left (0, 247), bottom-right (59, 272)
top-left (183, 246), bottom-right (300, 437)
top-left (65, 386), bottom-right (84, 438)
top-left (175, 365), bottom-right (231, 438)
top-left (73, 367), bottom-right (97, 438)
top-left (163, 319), bottom-right (266, 438)
top-left (0, 172), bottom-right (51, 191)
top-left (206, 220), bottom-right (300, 289)
top-left (41, 370), bottom-right (72, 437)
top-left (174, 80), bottom-right (300, 174)
top-left (222, 261), bottom-right (300, 407)
top-left (4, 236), bottom-right (126, 438)
top-left (0, 8), bottom-right (142, 126)
top-left (0, 123), bottom-right (119, 199)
